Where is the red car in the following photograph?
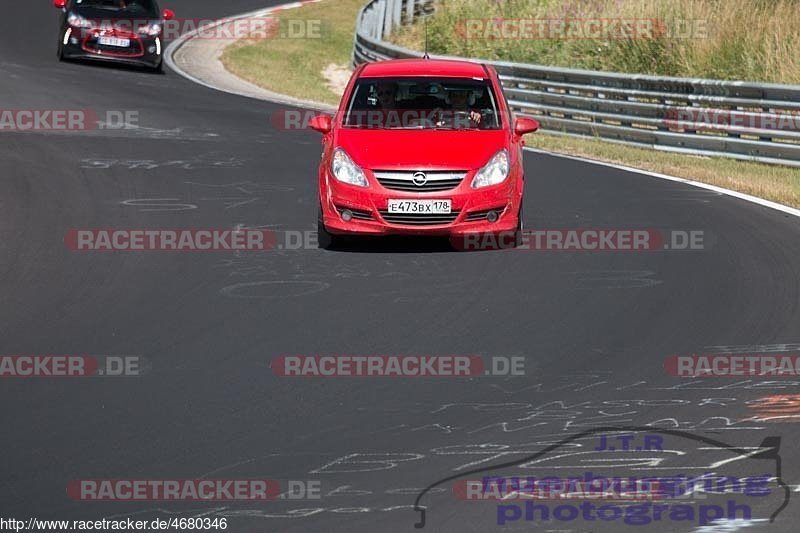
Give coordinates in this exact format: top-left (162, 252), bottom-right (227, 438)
top-left (309, 58), bottom-right (539, 249)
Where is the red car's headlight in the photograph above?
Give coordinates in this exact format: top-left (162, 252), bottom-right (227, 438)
top-left (332, 148), bottom-right (368, 188)
top-left (471, 150), bottom-right (510, 188)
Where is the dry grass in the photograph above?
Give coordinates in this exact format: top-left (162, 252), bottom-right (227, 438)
top-left (220, 0), bottom-right (364, 105)
top-left (393, 0), bottom-right (800, 83)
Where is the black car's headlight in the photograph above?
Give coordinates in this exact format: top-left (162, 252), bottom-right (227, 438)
top-left (137, 23), bottom-right (163, 37)
top-left (67, 13), bottom-right (93, 29)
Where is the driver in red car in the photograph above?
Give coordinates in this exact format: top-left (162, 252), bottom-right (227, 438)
top-left (447, 88), bottom-right (483, 126)
top-left (375, 82), bottom-right (399, 109)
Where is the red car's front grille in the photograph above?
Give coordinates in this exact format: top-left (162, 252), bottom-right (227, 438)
top-left (373, 171), bottom-right (467, 192)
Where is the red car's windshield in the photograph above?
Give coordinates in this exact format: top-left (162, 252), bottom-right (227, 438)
top-left (343, 77), bottom-right (502, 130)
top-left (72, 0), bottom-right (160, 17)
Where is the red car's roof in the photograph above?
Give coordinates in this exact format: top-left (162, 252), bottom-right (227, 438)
top-left (359, 58), bottom-right (488, 79)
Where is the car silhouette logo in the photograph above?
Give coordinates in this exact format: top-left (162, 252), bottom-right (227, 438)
top-left (412, 172), bottom-right (428, 187)
top-left (412, 425), bottom-right (790, 529)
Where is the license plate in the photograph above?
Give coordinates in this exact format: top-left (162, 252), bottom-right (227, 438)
top-left (387, 199), bottom-right (451, 214)
top-left (98, 37), bottom-right (130, 47)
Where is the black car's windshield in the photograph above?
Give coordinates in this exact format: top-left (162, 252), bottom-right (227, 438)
top-left (343, 77), bottom-right (502, 130)
top-left (73, 0), bottom-right (159, 17)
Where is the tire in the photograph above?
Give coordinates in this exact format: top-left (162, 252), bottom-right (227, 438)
top-left (152, 60), bottom-right (164, 74)
top-left (317, 208), bottom-right (337, 250)
top-left (514, 203), bottom-right (524, 248)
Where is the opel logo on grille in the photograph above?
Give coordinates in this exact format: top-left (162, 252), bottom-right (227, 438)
top-left (412, 172), bottom-right (428, 187)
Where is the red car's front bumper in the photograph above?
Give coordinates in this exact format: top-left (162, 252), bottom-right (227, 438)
top-left (320, 168), bottom-right (522, 237)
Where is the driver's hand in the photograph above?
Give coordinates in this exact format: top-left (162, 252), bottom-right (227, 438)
top-left (469, 111), bottom-right (482, 124)
top-left (432, 108), bottom-right (446, 127)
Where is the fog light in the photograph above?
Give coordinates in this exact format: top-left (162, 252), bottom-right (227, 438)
top-left (147, 45), bottom-right (156, 54)
top-left (341, 209), bottom-right (353, 221)
top-left (487, 210), bottom-right (499, 223)
top-left (70, 37), bottom-right (79, 45)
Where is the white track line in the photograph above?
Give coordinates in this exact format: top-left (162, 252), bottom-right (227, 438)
top-left (524, 147), bottom-right (800, 219)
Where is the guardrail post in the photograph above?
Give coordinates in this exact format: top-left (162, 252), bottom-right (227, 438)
top-left (383, 0), bottom-right (393, 37)
top-left (376, 0), bottom-right (386, 40)
top-left (393, 0), bottom-right (403, 28)
top-left (373, 6), bottom-right (382, 40)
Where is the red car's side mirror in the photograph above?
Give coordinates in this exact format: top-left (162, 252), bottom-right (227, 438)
top-left (53, 0), bottom-right (67, 8)
top-left (514, 117), bottom-right (540, 136)
top-left (309, 114), bottom-right (332, 134)
top-left (162, 8), bottom-right (175, 20)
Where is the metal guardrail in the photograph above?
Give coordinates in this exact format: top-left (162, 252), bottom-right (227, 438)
top-left (353, 0), bottom-right (800, 167)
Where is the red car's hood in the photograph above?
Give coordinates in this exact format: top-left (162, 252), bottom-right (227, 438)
top-left (334, 128), bottom-right (508, 171)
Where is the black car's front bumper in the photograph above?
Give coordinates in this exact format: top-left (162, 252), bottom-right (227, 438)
top-left (61, 30), bottom-right (163, 69)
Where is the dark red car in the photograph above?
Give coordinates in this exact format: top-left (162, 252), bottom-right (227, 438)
top-left (54, 0), bottom-right (174, 72)
top-left (309, 58), bottom-right (539, 249)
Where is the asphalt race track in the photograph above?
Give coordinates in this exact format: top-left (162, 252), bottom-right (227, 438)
top-left (2, 1), bottom-right (800, 532)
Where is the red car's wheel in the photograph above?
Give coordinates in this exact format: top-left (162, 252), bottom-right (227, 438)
top-left (317, 206), bottom-right (338, 250)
